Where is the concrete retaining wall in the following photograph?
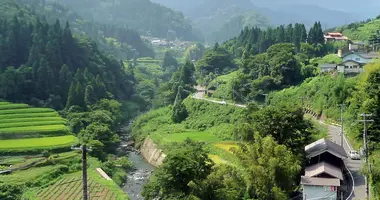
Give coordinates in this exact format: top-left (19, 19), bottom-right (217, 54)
top-left (140, 137), bottom-right (166, 167)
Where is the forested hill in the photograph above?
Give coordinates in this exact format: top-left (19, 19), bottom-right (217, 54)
top-left (48, 0), bottom-right (199, 41)
top-left (0, 1), bottom-right (135, 110)
top-left (332, 16), bottom-right (380, 41)
top-left (152, 0), bottom-right (269, 43)
top-left (13, 0), bottom-right (154, 59)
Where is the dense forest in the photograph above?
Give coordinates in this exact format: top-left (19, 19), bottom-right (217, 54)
top-left (13, 0), bottom-right (155, 60)
top-left (48, 0), bottom-right (199, 41)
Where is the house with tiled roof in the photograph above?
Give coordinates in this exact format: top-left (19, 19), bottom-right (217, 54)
top-left (337, 51), bottom-right (379, 74)
top-left (301, 138), bottom-right (348, 200)
top-left (324, 32), bottom-right (348, 43)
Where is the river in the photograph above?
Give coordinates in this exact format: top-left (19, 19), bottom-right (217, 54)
top-left (118, 125), bottom-right (155, 200)
top-left (122, 151), bottom-right (154, 200)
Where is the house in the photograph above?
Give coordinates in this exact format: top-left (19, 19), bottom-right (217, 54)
top-left (301, 176), bottom-right (340, 200)
top-left (324, 32), bottom-right (348, 43)
top-left (320, 64), bottom-right (337, 72)
top-left (305, 138), bottom-right (347, 167)
top-left (302, 138), bottom-right (348, 200)
top-left (337, 52), bottom-right (379, 74)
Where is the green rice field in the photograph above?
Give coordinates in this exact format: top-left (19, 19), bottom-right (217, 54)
top-left (0, 135), bottom-right (76, 150)
top-left (0, 102), bottom-right (76, 154)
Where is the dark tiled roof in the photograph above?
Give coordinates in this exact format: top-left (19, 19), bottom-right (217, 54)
top-left (301, 176), bottom-right (340, 186)
top-left (358, 52), bottom-right (379, 59)
top-left (305, 162), bottom-right (344, 180)
top-left (305, 138), bottom-right (348, 159)
top-left (342, 51), bottom-right (379, 59)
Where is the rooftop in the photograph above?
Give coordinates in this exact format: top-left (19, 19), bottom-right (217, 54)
top-left (342, 51), bottom-right (379, 59)
top-left (320, 64), bottom-right (337, 68)
top-left (305, 138), bottom-right (347, 159)
top-left (305, 162), bottom-right (343, 180)
top-left (301, 176), bottom-right (340, 187)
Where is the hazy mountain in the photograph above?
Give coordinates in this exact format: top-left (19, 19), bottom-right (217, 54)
top-left (151, 0), bottom-right (268, 42)
top-left (49, 0), bottom-right (199, 41)
top-left (252, 0), bottom-right (380, 18)
top-left (153, 0), bottom-right (378, 42)
top-left (256, 4), bottom-right (360, 29)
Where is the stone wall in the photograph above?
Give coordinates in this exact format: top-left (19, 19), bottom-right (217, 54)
top-left (140, 137), bottom-right (166, 167)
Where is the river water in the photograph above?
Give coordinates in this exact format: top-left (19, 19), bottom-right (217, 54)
top-left (122, 151), bottom-right (154, 200)
top-left (118, 124), bottom-right (155, 200)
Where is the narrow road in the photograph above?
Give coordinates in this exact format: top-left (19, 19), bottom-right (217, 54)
top-left (322, 122), bottom-right (366, 200)
top-left (193, 86), bottom-right (366, 199)
top-left (192, 86), bottom-right (246, 108)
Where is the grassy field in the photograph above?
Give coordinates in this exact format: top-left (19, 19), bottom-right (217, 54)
top-left (0, 102), bottom-right (74, 153)
top-left (0, 135), bottom-right (76, 150)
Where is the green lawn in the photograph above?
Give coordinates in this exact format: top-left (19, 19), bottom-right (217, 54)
top-left (0, 135), bottom-right (76, 149)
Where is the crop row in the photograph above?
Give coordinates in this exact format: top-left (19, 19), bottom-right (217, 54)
top-left (0, 112), bottom-right (59, 120)
top-left (0, 103), bottom-right (29, 110)
top-left (0, 102), bottom-right (10, 105)
top-left (37, 177), bottom-right (119, 200)
top-left (0, 121), bottom-right (65, 129)
top-left (0, 108), bottom-right (56, 115)
top-left (0, 117), bottom-right (65, 124)
top-left (0, 125), bottom-right (68, 139)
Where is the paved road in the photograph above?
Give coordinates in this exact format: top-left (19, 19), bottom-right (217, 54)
top-left (322, 122), bottom-right (366, 200)
top-left (192, 88), bottom-right (246, 108)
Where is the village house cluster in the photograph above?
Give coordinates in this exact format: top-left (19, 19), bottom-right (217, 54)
top-left (320, 32), bottom-right (379, 74)
top-left (142, 36), bottom-right (195, 50)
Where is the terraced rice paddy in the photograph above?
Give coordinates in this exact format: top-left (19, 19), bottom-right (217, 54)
top-left (37, 177), bottom-right (122, 200)
top-left (0, 135), bottom-right (76, 149)
top-left (0, 102), bottom-right (75, 154)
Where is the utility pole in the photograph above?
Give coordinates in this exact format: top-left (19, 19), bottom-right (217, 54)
top-left (338, 104), bottom-right (345, 147)
top-left (358, 113), bottom-right (374, 200)
top-left (71, 145), bottom-right (92, 200)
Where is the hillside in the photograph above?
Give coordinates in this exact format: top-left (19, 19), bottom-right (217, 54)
top-left (256, 4), bottom-right (360, 29)
top-left (333, 17), bottom-right (380, 41)
top-left (15, 0), bottom-right (154, 59)
top-left (152, 0), bottom-right (269, 43)
top-left (252, 0), bottom-right (380, 18)
top-left (48, 0), bottom-right (199, 41)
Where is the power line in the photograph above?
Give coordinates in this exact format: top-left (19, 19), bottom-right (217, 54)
top-left (358, 113), bottom-right (374, 199)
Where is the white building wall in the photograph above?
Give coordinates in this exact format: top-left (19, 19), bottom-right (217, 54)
top-left (303, 185), bottom-right (337, 200)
